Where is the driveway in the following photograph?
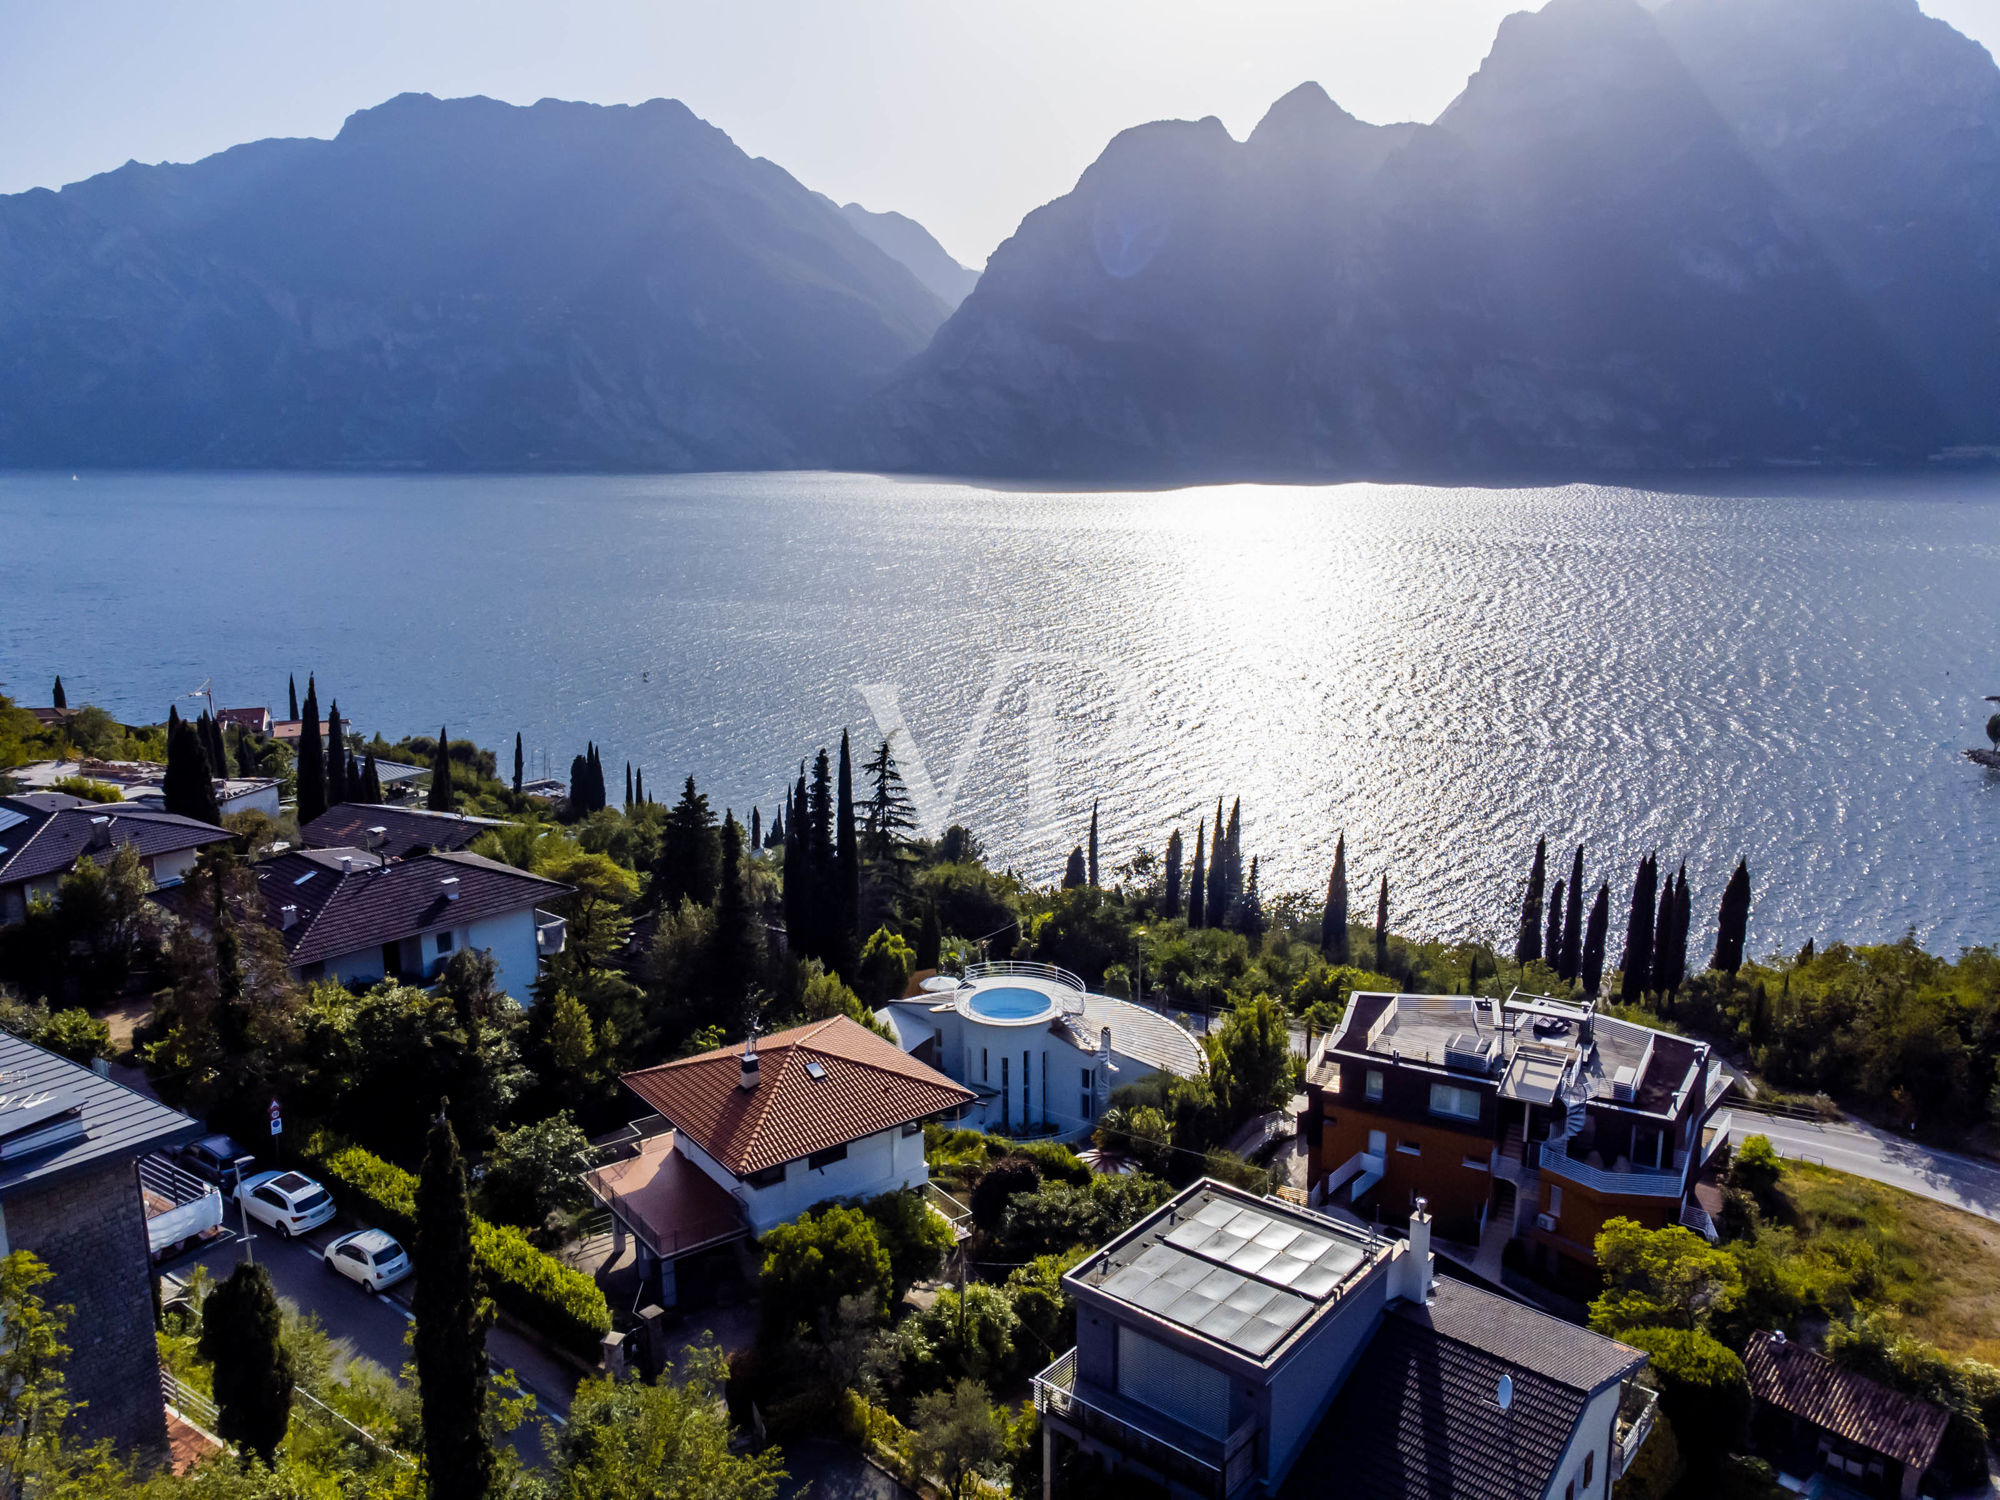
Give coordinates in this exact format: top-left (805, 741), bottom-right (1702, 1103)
top-left (1725, 1112), bottom-right (2000, 1224)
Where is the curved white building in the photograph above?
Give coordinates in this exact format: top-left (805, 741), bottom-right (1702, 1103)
top-left (878, 962), bottom-right (1204, 1142)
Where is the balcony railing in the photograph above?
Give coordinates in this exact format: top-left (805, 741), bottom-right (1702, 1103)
top-left (1032, 1349), bottom-right (1257, 1499)
top-left (535, 909), bottom-right (568, 957)
top-left (1535, 1138), bottom-right (1684, 1198)
top-left (1615, 1385), bottom-right (1660, 1477)
top-left (960, 960), bottom-right (1088, 1016)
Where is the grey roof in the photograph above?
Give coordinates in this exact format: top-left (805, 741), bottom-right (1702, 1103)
top-left (300, 803), bottom-right (504, 860)
top-left (1401, 1277), bottom-right (1644, 1394)
top-left (0, 1032), bottom-right (202, 1197)
top-left (1068, 993), bottom-right (1205, 1078)
top-left (0, 794), bottom-right (232, 887)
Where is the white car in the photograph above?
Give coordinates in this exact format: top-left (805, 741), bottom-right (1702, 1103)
top-left (322, 1229), bottom-right (410, 1294)
top-left (235, 1170), bottom-right (336, 1238)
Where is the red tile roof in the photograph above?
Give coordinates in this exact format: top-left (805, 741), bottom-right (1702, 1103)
top-left (621, 1016), bottom-right (975, 1177)
top-left (1745, 1333), bottom-right (1949, 1472)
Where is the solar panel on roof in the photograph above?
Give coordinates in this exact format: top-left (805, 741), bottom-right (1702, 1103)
top-left (0, 809), bottom-right (27, 834)
top-left (1162, 1199), bottom-right (1367, 1303)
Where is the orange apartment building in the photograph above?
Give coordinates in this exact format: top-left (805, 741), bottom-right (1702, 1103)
top-left (1303, 990), bottom-right (1732, 1282)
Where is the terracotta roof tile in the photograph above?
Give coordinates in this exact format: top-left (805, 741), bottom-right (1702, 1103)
top-left (621, 1016), bottom-right (975, 1177)
top-left (1745, 1333), bottom-right (1949, 1472)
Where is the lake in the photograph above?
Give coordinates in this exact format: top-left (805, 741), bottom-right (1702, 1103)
top-left (4, 469), bottom-right (1998, 955)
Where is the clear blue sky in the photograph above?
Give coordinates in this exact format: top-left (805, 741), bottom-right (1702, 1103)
top-left (3, 0), bottom-right (1995, 267)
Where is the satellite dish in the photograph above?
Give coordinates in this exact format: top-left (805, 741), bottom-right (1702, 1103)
top-left (1496, 1375), bottom-right (1514, 1412)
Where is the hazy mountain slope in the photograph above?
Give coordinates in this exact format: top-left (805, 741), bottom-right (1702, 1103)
top-left (864, 0), bottom-right (1993, 478)
top-left (834, 200), bottom-right (980, 307)
top-left (0, 94), bottom-right (951, 469)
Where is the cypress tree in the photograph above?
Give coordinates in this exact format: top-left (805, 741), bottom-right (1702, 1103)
top-left (1224, 798), bottom-right (1243, 910)
top-left (1204, 800), bottom-right (1227, 928)
top-left (1188, 824), bottom-right (1208, 929)
top-left (1581, 883), bottom-right (1611, 997)
top-left (767, 801), bottom-right (784, 849)
top-left (635, 767), bottom-right (644, 805)
top-left (413, 1109), bottom-right (493, 1500)
top-left (326, 701), bottom-right (348, 806)
top-left (1544, 877), bottom-right (1565, 970)
top-left (593, 746), bottom-right (607, 811)
top-left (50, 675), bottom-right (65, 711)
top-left (1087, 800), bottom-right (1100, 888)
top-left (917, 901), bottom-right (942, 971)
top-left (1670, 865), bottom-right (1691, 991)
top-left (1560, 844), bottom-right (1586, 981)
top-left (625, 762), bottom-right (633, 809)
top-left (1162, 828), bottom-right (1184, 918)
top-left (807, 751), bottom-right (836, 960)
top-left (287, 674), bottom-right (298, 722)
top-left (836, 730), bottom-right (861, 955)
top-left (1062, 846), bottom-right (1087, 888)
top-left (1374, 872), bottom-right (1390, 975)
top-left (1320, 833), bottom-right (1350, 963)
top-left (361, 750), bottom-right (383, 805)
top-left (233, 726), bottom-right (260, 781)
top-left (1654, 871), bottom-right (1676, 996)
top-left (164, 715), bottom-right (221, 825)
top-left (750, 807), bottom-right (762, 851)
top-left (513, 732), bottom-right (523, 794)
top-left (709, 812), bottom-right (758, 1033)
top-left (1516, 837), bottom-right (1547, 965)
top-left (297, 679), bottom-right (326, 824)
top-left (1231, 856), bottom-right (1265, 941)
top-left (428, 726), bottom-right (455, 812)
top-left (1618, 854), bottom-right (1656, 1002)
top-left (1711, 858), bottom-right (1752, 975)
top-left (199, 1261), bottom-right (294, 1464)
top-left (781, 770), bottom-right (806, 948)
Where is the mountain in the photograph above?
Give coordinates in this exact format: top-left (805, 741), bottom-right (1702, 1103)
top-left (832, 200), bottom-right (980, 307)
top-left (864, 0), bottom-right (2000, 479)
top-left (0, 94), bottom-right (952, 470)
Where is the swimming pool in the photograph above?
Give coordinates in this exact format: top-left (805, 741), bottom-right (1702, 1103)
top-left (966, 986), bottom-right (1054, 1020)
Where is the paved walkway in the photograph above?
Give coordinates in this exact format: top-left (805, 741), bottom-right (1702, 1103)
top-left (1725, 1112), bottom-right (2000, 1224)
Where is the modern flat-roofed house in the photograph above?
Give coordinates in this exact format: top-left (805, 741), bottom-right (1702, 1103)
top-left (1744, 1332), bottom-right (1948, 1500)
top-left (1035, 1184), bottom-right (1653, 1500)
top-left (1303, 990), bottom-right (1731, 1281)
top-left (5, 759), bottom-right (282, 820)
top-left (878, 962), bottom-right (1204, 1142)
top-left (300, 803), bottom-right (504, 861)
top-left (608, 1016), bottom-right (976, 1237)
top-left (0, 792), bottom-right (233, 924)
top-left (0, 1030), bottom-right (203, 1454)
top-left (254, 847), bottom-right (569, 999)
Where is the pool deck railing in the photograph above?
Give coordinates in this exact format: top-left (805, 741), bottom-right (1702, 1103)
top-left (958, 959), bottom-right (1089, 1016)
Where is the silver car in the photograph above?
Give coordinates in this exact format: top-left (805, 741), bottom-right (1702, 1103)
top-left (321, 1228), bottom-right (410, 1294)
top-left (235, 1170), bottom-right (336, 1238)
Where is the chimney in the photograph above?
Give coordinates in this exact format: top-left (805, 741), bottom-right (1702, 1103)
top-left (441, 876), bottom-right (460, 901)
top-left (1401, 1197), bottom-right (1435, 1302)
top-left (280, 903), bottom-right (299, 930)
top-left (339, 855), bottom-right (353, 874)
top-left (738, 1036), bottom-right (761, 1091)
top-left (367, 826), bottom-right (387, 850)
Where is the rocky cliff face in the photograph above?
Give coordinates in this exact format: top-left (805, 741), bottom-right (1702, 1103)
top-left (0, 94), bottom-right (951, 470)
top-left (864, 0), bottom-right (2000, 479)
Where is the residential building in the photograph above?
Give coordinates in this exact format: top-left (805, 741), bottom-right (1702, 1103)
top-left (1303, 990), bottom-right (1731, 1280)
top-left (0, 1030), bottom-right (204, 1454)
top-left (1744, 1331), bottom-right (1947, 1500)
top-left (1035, 1184), bottom-right (1653, 1500)
top-left (5, 758), bottom-right (282, 819)
top-left (215, 706), bottom-right (272, 736)
top-left (300, 803), bottom-right (504, 861)
top-left (0, 792), bottom-right (233, 924)
top-left (606, 1016), bottom-right (975, 1237)
top-left (878, 962), bottom-right (1204, 1142)
top-left (253, 847), bottom-right (569, 999)
top-left (271, 718), bottom-right (335, 744)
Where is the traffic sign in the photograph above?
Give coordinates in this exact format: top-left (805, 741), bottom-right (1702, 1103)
top-left (269, 1099), bottom-right (282, 1136)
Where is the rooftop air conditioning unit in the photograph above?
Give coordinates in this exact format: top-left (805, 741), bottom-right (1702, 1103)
top-left (1444, 1032), bottom-right (1497, 1074)
top-left (1535, 1212), bottom-right (1558, 1232)
top-left (1611, 1066), bottom-right (1638, 1100)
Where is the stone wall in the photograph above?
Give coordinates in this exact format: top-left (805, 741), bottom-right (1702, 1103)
top-left (5, 1158), bottom-right (167, 1456)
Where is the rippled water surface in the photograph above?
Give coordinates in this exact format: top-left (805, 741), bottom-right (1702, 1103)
top-left (4, 470), bottom-right (1998, 952)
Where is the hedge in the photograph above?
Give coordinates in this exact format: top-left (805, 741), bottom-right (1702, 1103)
top-left (305, 1134), bottom-right (611, 1359)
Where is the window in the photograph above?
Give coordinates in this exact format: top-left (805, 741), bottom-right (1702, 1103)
top-left (1024, 1051), bottom-right (1031, 1111)
top-left (982, 1048), bottom-right (988, 1082)
top-left (435, 930), bottom-right (454, 955)
top-left (1583, 1452), bottom-right (1594, 1487)
top-left (340, 1244), bottom-right (367, 1262)
top-left (1116, 1326), bottom-right (1230, 1439)
top-left (1397, 1140), bottom-right (1421, 1156)
top-left (807, 1143), bottom-right (847, 1170)
top-left (1547, 1184), bottom-right (1563, 1216)
top-left (1463, 1155), bottom-right (1489, 1171)
top-left (255, 1186), bottom-right (287, 1209)
top-left (1365, 1070), bottom-right (1385, 1102)
top-left (1565, 1482), bottom-right (1574, 1500)
top-left (902, 1120), bottom-right (923, 1137)
top-left (745, 1163), bottom-right (786, 1188)
top-left (1429, 1082), bottom-right (1481, 1121)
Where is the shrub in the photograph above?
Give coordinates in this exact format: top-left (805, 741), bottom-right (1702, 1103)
top-left (995, 1174), bottom-right (1173, 1263)
top-left (864, 1188), bottom-right (955, 1293)
top-left (37, 1008), bottom-right (112, 1064)
top-left (1731, 1135), bottom-right (1782, 1208)
top-left (759, 1204), bottom-right (891, 1347)
top-left (479, 1112), bottom-right (592, 1232)
top-left (1014, 1141), bottom-right (1091, 1187)
top-left (858, 926), bottom-right (917, 1003)
top-left (1201, 1149), bottom-right (1273, 1195)
top-left (970, 1156), bottom-right (1042, 1234)
top-left (1618, 1327), bottom-right (1749, 1470)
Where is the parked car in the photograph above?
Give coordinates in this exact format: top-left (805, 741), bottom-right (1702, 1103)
top-left (235, 1171), bottom-right (336, 1238)
top-left (177, 1133), bottom-right (258, 1189)
top-left (321, 1229), bottom-right (410, 1294)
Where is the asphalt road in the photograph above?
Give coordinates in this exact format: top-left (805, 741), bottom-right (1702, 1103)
top-left (1725, 1112), bottom-right (2000, 1224)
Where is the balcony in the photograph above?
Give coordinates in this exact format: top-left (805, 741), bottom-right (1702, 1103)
top-left (1614, 1384), bottom-right (1660, 1477)
top-left (1033, 1349), bottom-right (1259, 1500)
top-left (534, 909), bottom-right (567, 958)
top-left (1535, 1138), bottom-right (1684, 1199)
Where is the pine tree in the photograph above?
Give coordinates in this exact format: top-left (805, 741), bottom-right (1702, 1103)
top-left (1516, 837), bottom-right (1547, 965)
top-left (1162, 828), bottom-right (1184, 918)
top-left (861, 739), bottom-right (917, 910)
top-left (917, 901), bottom-right (942, 972)
top-left (428, 726), bottom-right (455, 812)
top-left (1062, 846), bottom-right (1087, 888)
top-left (325, 701), bottom-right (348, 806)
top-left (708, 812), bottom-right (759, 1033)
top-left (413, 1109), bottom-right (493, 1500)
top-left (199, 1262), bottom-right (294, 1464)
top-left (1711, 858), bottom-right (1752, 975)
top-left (1619, 854), bottom-right (1657, 1002)
top-left (50, 676), bottom-right (64, 711)
top-left (1374, 872), bottom-right (1390, 975)
top-left (1581, 883), bottom-right (1611, 997)
top-left (1560, 844), bottom-right (1586, 981)
top-left (297, 679), bottom-right (326, 825)
top-left (287, 674), bottom-right (299, 722)
top-left (1320, 833), bottom-right (1349, 963)
top-left (836, 730), bottom-right (861, 958)
top-left (1188, 823), bottom-right (1208, 929)
top-left (750, 807), bottom-right (762, 850)
top-left (1544, 877), bottom-right (1566, 971)
top-left (1087, 801), bottom-right (1100, 888)
top-left (163, 715), bottom-right (220, 825)
top-left (657, 777), bottom-right (719, 910)
top-left (361, 750), bottom-right (383, 805)
top-left (1204, 800), bottom-right (1227, 928)
top-left (513, 732), bottom-right (524, 795)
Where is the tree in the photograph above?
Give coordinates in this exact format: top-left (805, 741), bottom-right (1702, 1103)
top-left (287, 674), bottom-right (298, 722)
top-left (232, 726), bottom-right (260, 781)
top-left (1204, 800), bottom-right (1227, 928)
top-left (624, 762), bottom-right (632, 809)
top-left (1208, 993), bottom-right (1293, 1123)
top-left (1711, 858), bottom-right (1752, 975)
top-left (1373, 872), bottom-right (1390, 975)
top-left (657, 776), bottom-right (720, 911)
top-left (1616, 1328), bottom-right (1749, 1471)
top-left (1543, 877), bottom-right (1566, 972)
top-left (1670, 865), bottom-right (1691, 990)
top-left (1654, 869), bottom-right (1677, 999)
top-left (758, 1204), bottom-right (891, 1348)
top-left (1729, 1133), bottom-right (1782, 1210)
top-left (1580, 882), bottom-right (1610, 997)
top-left (513, 731), bottom-right (524, 794)
top-left (1318, 833), bottom-right (1349, 962)
top-left (861, 738), bottom-right (916, 890)
top-left (325, 700), bottom-right (348, 806)
top-left (1989, 713), bottom-right (2000, 751)
top-left (297, 677), bottom-right (326, 825)
top-left (749, 806), bottom-right (761, 851)
top-left (0, 1251), bottom-right (75, 1490)
top-left (428, 725), bottom-right (456, 813)
top-left (917, 901), bottom-right (943, 972)
top-left (858, 925), bottom-right (916, 1003)
top-left (1061, 846), bottom-right (1086, 889)
top-left (163, 713), bottom-right (221, 825)
top-left (49, 676), bottom-right (64, 711)
top-left (836, 731), bottom-right (861, 964)
top-left (911, 1379), bottom-right (1009, 1500)
top-left (199, 1260), bottom-right (295, 1464)
top-left (480, 1112), bottom-right (592, 1229)
top-left (1161, 828), bottom-right (1183, 918)
top-left (971, 1156), bottom-right (1044, 1234)
top-left (1086, 801), bottom-right (1100, 887)
top-left (1229, 857), bottom-right (1265, 942)
top-left (1560, 844), bottom-right (1586, 981)
top-left (1619, 854), bottom-right (1657, 1001)
top-left (1516, 837), bottom-right (1547, 965)
top-left (707, 812), bottom-right (759, 1032)
top-left (1187, 823), bottom-right (1208, 929)
top-left (864, 1188), bottom-right (954, 1294)
top-left (545, 989), bottom-right (597, 1084)
top-left (414, 1109), bottom-right (494, 1500)
top-left (359, 750), bottom-right (383, 805)
top-left (1223, 797), bottom-right (1243, 912)
top-left (1589, 1218), bottom-right (1743, 1334)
